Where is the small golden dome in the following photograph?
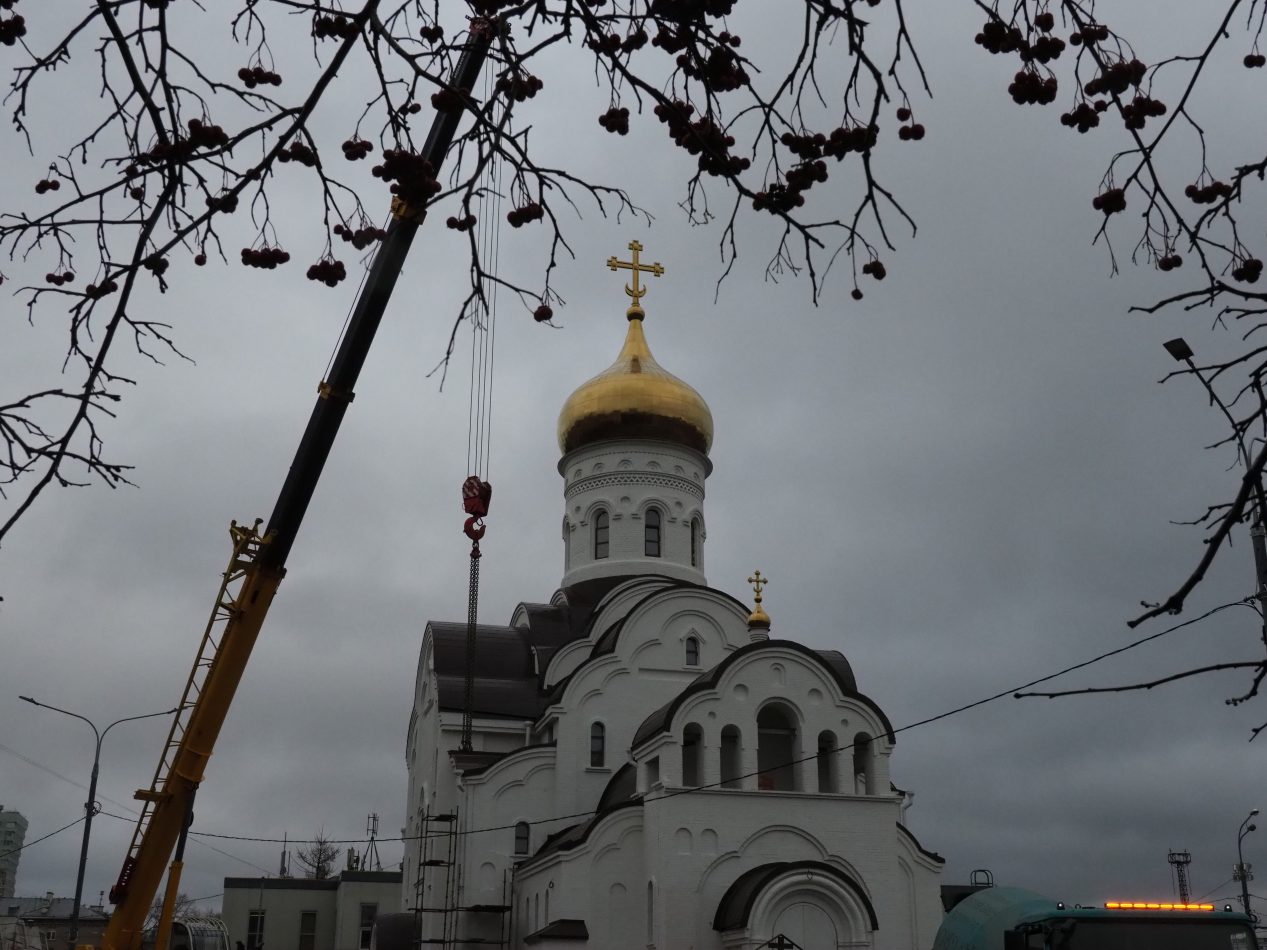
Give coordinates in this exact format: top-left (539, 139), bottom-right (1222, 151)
top-left (557, 313), bottom-right (714, 455)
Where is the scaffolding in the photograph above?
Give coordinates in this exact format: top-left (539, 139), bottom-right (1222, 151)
top-left (413, 810), bottom-right (510, 948)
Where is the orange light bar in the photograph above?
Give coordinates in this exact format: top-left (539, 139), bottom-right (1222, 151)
top-left (1104, 903), bottom-right (1215, 911)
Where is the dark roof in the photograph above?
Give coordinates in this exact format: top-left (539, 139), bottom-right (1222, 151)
top-left (523, 919), bottom-right (589, 943)
top-left (589, 580), bottom-right (750, 659)
top-left (430, 577), bottom-right (635, 721)
top-left (713, 861), bottom-right (879, 932)
top-left (897, 822), bottom-right (946, 865)
top-left (632, 639), bottom-right (889, 749)
top-left (460, 742), bottom-right (557, 778)
top-left (524, 765), bottom-right (642, 865)
top-left (5, 898), bottom-right (108, 920)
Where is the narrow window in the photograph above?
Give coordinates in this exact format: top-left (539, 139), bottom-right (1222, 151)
top-left (563, 518), bottom-right (571, 565)
top-left (514, 821), bottom-right (530, 856)
top-left (590, 722), bottom-right (606, 767)
top-left (644, 508), bottom-right (661, 557)
top-left (817, 731), bottom-right (839, 793)
top-left (853, 732), bottom-right (874, 795)
top-left (720, 726), bottom-right (741, 789)
top-left (298, 912), bottom-right (317, 950)
top-left (646, 881), bottom-right (655, 946)
top-left (690, 519), bottom-right (701, 567)
top-left (358, 904), bottom-right (377, 950)
top-left (594, 510), bottom-right (610, 559)
top-left (682, 723), bottom-right (703, 787)
top-left (685, 636), bottom-right (700, 667)
top-left (247, 911), bottom-right (265, 950)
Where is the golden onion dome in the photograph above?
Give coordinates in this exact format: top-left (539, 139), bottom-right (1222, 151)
top-left (557, 312), bottom-right (714, 455)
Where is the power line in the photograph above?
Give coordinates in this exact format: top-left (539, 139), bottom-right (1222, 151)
top-left (0, 816), bottom-right (84, 860)
top-left (190, 600), bottom-right (1247, 847)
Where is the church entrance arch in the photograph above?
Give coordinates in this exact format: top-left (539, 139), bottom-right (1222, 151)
top-left (714, 861), bottom-right (877, 950)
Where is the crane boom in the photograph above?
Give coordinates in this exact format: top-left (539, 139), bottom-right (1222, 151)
top-left (99, 26), bottom-right (494, 950)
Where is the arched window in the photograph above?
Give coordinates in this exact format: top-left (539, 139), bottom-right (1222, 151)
top-left (757, 703), bottom-right (799, 791)
top-left (590, 722), bottom-right (606, 768)
top-left (594, 511), bottom-right (610, 559)
top-left (690, 518), bottom-right (701, 567)
top-left (685, 636), bottom-right (700, 667)
top-left (852, 732), bottom-right (874, 795)
top-left (682, 723), bottom-right (703, 787)
top-left (817, 731), bottom-right (839, 793)
top-left (720, 725), bottom-right (742, 789)
top-left (644, 507), bottom-right (661, 557)
top-left (513, 821), bottom-right (530, 856)
top-left (562, 518), bottom-right (571, 564)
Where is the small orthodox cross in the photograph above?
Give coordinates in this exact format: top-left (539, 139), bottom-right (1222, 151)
top-left (607, 240), bottom-right (664, 317)
top-left (763, 936), bottom-right (802, 950)
top-left (748, 569), bottom-right (769, 605)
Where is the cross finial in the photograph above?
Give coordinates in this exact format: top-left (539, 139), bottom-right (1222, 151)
top-left (607, 239), bottom-right (665, 320)
top-left (748, 569), bottom-right (768, 605)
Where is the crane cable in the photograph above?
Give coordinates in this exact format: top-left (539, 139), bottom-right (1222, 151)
top-left (459, 62), bottom-right (503, 753)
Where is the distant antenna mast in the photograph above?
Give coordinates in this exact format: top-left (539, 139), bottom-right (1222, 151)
top-left (1169, 850), bottom-right (1193, 904)
top-left (362, 813), bottom-right (382, 872)
top-left (279, 831), bottom-right (290, 877)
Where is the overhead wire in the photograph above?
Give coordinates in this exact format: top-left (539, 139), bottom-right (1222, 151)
top-left (0, 816), bottom-right (84, 860)
top-left (186, 598), bottom-right (1250, 848)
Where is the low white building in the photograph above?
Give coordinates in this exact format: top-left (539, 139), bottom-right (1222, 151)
top-left (403, 255), bottom-right (946, 950)
top-left (221, 871), bottom-right (400, 950)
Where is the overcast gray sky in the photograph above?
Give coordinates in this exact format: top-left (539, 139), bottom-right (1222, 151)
top-left (3, 0), bottom-right (1266, 921)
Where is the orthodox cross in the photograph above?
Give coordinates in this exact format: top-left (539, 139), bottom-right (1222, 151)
top-left (748, 569), bottom-right (769, 606)
top-left (607, 239), bottom-right (664, 317)
top-left (761, 936), bottom-right (803, 950)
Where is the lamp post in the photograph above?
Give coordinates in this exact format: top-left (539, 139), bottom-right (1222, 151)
top-left (19, 696), bottom-right (176, 949)
top-left (1237, 808), bottom-right (1259, 921)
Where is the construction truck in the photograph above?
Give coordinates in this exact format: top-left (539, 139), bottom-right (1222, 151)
top-left (935, 880), bottom-right (1258, 950)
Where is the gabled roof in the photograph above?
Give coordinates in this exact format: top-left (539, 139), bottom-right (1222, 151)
top-left (523, 918), bottom-right (588, 943)
top-left (631, 639), bottom-right (888, 749)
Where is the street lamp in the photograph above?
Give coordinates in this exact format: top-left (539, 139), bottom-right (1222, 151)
top-left (19, 696), bottom-right (176, 950)
top-left (1237, 808), bottom-right (1259, 921)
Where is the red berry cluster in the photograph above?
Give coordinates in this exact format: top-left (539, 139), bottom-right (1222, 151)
top-left (495, 71), bottom-right (543, 102)
top-left (1244, 53), bottom-right (1266, 68)
top-left (194, 253), bottom-right (207, 266)
top-left (651, 26), bottom-right (690, 54)
top-left (372, 150), bottom-right (441, 207)
top-left (0, 13), bottom-right (24, 45)
top-left (278, 140), bottom-right (318, 167)
top-left (187, 118), bottom-right (230, 149)
top-left (45, 271), bottom-right (74, 286)
top-left (1069, 24), bottom-right (1110, 46)
top-left (1025, 34), bottom-right (1065, 64)
top-left (446, 213), bottom-right (477, 231)
top-left (897, 122), bottom-right (926, 141)
top-left (975, 20), bottom-right (1026, 54)
top-left (752, 183), bottom-right (803, 213)
top-left (677, 44), bottom-right (748, 93)
top-left (142, 119), bottom-right (228, 163)
top-left (861, 259), bottom-right (887, 280)
top-left (1009, 69), bottom-right (1058, 105)
top-left (34, 178), bottom-right (60, 194)
top-left (240, 246), bottom-right (289, 269)
top-left (399, 101), bottom-right (423, 116)
top-left (430, 88), bottom-right (466, 113)
top-left (623, 29), bottom-right (649, 51)
top-left (1034, 12), bottom-right (1055, 32)
top-left (785, 159), bottom-right (828, 194)
top-left (333, 223), bottom-right (386, 249)
top-left (307, 258), bottom-right (347, 287)
top-left (341, 138), bottom-right (373, 161)
top-left (653, 100), bottom-right (749, 177)
top-left (1059, 101), bottom-right (1107, 132)
top-left (129, 186), bottom-right (145, 200)
top-left (1232, 258), bottom-right (1264, 283)
top-left (420, 24), bottom-right (443, 43)
top-left (314, 14), bottom-right (358, 40)
top-left (507, 203), bottom-right (544, 227)
top-left (1185, 180), bottom-right (1232, 204)
top-left (599, 107), bottom-right (630, 135)
top-left (649, 0), bottom-right (736, 19)
top-left (533, 304), bottom-right (553, 322)
top-left (588, 32), bottom-right (622, 55)
top-left (238, 66), bottom-right (282, 88)
top-left (1157, 254), bottom-right (1183, 271)
top-left (1083, 59), bottom-right (1147, 97)
top-left (1091, 187), bottom-right (1126, 215)
top-left (84, 278), bottom-right (119, 299)
top-left (1121, 94), bottom-right (1166, 130)
top-left (144, 256), bottom-right (169, 276)
top-left (206, 191), bottom-right (239, 213)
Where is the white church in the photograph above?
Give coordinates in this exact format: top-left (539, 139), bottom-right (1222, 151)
top-left (402, 244), bottom-right (946, 950)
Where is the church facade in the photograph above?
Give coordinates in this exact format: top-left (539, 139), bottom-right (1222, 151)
top-left (402, 246), bottom-right (945, 950)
